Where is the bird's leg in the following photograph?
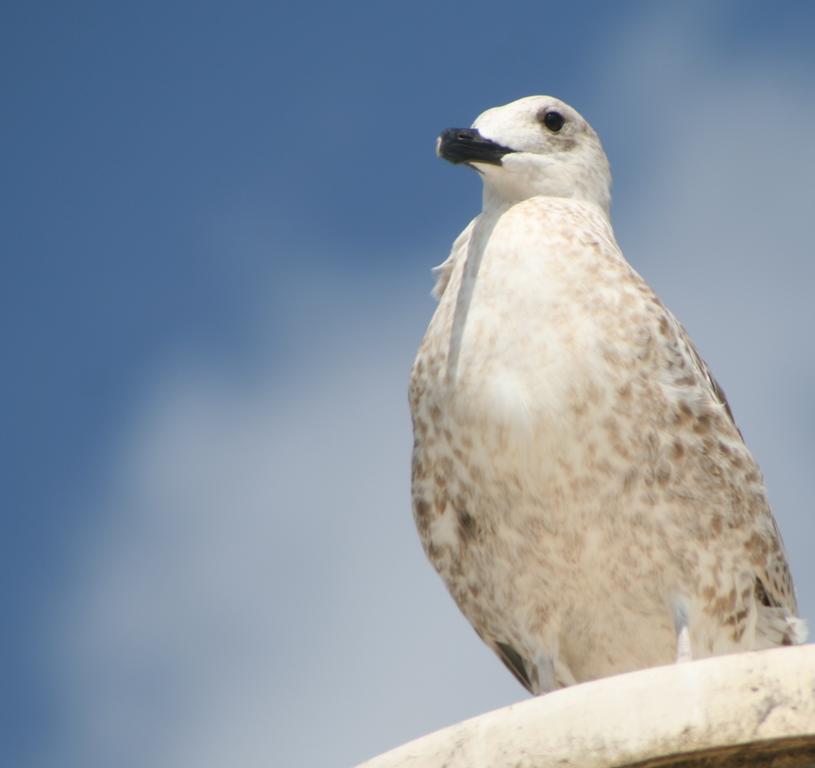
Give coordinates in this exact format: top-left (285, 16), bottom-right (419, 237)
top-left (533, 653), bottom-right (558, 694)
top-left (673, 599), bottom-right (693, 663)
top-left (532, 652), bottom-right (577, 694)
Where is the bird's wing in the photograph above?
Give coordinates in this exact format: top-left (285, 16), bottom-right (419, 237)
top-left (659, 306), bottom-right (800, 626)
top-left (493, 640), bottom-right (534, 694)
top-left (669, 311), bottom-right (739, 430)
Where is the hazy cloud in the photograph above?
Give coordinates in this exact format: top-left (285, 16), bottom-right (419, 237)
top-left (52, 8), bottom-right (814, 767)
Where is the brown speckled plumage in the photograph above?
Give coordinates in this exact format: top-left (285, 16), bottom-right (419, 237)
top-left (410, 96), bottom-right (805, 694)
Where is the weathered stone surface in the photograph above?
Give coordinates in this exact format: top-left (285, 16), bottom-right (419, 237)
top-left (358, 646), bottom-right (815, 768)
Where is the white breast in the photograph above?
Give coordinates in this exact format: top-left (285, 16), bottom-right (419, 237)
top-left (430, 197), bottom-right (624, 448)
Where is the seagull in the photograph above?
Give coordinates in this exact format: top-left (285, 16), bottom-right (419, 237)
top-left (409, 95), bottom-right (806, 694)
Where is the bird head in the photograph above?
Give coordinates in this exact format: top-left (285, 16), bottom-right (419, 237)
top-left (437, 96), bottom-right (611, 216)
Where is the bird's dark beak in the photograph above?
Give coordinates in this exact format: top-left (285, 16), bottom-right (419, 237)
top-left (436, 128), bottom-right (515, 166)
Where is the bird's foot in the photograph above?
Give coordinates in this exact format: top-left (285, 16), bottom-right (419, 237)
top-left (673, 598), bottom-right (693, 663)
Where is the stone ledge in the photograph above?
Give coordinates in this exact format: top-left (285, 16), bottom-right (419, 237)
top-left (358, 645), bottom-right (815, 767)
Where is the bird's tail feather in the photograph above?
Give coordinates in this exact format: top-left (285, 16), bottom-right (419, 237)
top-left (755, 608), bottom-right (808, 648)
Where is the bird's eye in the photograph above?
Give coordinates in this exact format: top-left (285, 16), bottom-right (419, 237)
top-left (542, 111), bottom-right (564, 132)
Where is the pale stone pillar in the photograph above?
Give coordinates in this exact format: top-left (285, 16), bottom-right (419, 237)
top-left (358, 645), bottom-right (815, 767)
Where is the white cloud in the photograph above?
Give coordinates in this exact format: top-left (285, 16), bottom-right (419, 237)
top-left (53, 8), bottom-right (814, 767)
top-left (56, 263), bottom-right (522, 768)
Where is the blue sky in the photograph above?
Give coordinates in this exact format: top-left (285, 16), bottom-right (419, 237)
top-left (4, 2), bottom-right (815, 766)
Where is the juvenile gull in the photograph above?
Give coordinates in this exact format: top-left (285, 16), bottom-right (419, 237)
top-left (409, 95), bottom-right (806, 694)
